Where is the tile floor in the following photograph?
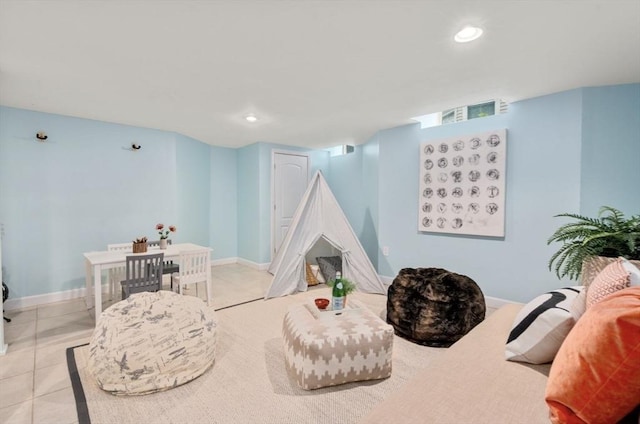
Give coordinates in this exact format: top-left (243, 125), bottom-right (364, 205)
top-left (0, 264), bottom-right (274, 424)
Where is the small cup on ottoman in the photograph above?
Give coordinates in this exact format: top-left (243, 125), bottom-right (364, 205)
top-left (88, 291), bottom-right (217, 395)
top-left (387, 267), bottom-right (485, 347)
top-left (314, 298), bottom-right (330, 310)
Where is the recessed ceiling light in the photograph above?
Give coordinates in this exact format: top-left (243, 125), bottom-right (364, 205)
top-left (454, 26), bottom-right (483, 43)
top-left (245, 114), bottom-right (258, 123)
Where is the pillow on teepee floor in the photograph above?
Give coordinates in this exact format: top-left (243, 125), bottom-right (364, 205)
top-left (316, 256), bottom-right (342, 282)
top-left (305, 263), bottom-right (320, 286)
top-left (308, 264), bottom-right (325, 283)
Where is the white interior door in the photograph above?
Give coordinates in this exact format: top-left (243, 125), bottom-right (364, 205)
top-left (272, 152), bottom-right (309, 257)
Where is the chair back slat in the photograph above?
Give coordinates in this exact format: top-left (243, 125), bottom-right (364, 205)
top-left (147, 240), bottom-right (179, 277)
top-left (177, 250), bottom-right (210, 286)
top-left (121, 252), bottom-right (164, 299)
top-left (107, 243), bottom-right (134, 301)
top-left (147, 239), bottom-right (173, 247)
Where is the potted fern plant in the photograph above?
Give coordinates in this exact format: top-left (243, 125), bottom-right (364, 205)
top-left (547, 206), bottom-right (640, 280)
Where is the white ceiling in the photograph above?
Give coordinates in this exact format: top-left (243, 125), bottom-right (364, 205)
top-left (1, 1), bottom-right (639, 149)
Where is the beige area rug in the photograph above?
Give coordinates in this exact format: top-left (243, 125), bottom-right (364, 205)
top-left (68, 291), bottom-right (445, 424)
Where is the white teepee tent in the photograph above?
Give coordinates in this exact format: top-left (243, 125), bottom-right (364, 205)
top-left (265, 170), bottom-right (385, 299)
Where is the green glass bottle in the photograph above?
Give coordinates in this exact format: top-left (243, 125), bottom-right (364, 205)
top-left (331, 271), bottom-right (345, 311)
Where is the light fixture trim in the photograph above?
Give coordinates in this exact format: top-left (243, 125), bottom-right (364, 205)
top-left (244, 114), bottom-right (258, 123)
top-left (454, 26), bottom-right (483, 43)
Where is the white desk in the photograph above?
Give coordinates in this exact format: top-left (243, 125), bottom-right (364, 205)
top-left (84, 243), bottom-right (212, 318)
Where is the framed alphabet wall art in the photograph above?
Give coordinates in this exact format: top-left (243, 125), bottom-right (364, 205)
top-left (418, 129), bottom-right (507, 237)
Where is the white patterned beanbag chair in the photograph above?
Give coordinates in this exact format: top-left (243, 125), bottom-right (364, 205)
top-left (88, 291), bottom-right (217, 395)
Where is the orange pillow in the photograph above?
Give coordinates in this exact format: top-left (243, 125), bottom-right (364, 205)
top-left (545, 286), bottom-right (640, 423)
top-left (586, 258), bottom-right (630, 308)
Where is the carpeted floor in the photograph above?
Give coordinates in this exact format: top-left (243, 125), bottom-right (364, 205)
top-left (67, 290), bottom-right (445, 424)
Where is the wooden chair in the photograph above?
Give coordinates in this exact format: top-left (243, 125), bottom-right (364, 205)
top-left (173, 249), bottom-right (210, 303)
top-left (107, 242), bottom-right (133, 301)
top-left (121, 253), bottom-right (164, 300)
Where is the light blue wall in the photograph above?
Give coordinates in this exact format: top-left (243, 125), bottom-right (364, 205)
top-left (361, 136), bottom-right (380, 268)
top-left (326, 144), bottom-right (381, 268)
top-left (353, 84), bottom-right (639, 302)
top-left (236, 142), bottom-right (331, 264)
top-left (175, 134), bottom-right (211, 247)
top-left (325, 146), bottom-right (378, 261)
top-left (210, 146), bottom-right (238, 259)
top-left (2, 83), bottom-right (637, 302)
top-left (373, 89), bottom-right (585, 302)
top-left (236, 143), bottom-right (261, 262)
top-left (308, 149), bottom-right (330, 177)
top-left (580, 83), bottom-right (640, 217)
top-left (257, 143), bottom-right (273, 263)
top-left (0, 108), bottom-right (337, 298)
top-left (0, 106), bottom-right (178, 297)
top-left (327, 147), bottom-right (365, 236)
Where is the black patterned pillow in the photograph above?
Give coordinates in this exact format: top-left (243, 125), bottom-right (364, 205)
top-left (505, 286), bottom-right (583, 364)
top-left (316, 256), bottom-right (342, 282)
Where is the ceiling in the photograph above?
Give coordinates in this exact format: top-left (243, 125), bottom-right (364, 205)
top-left (1, 1), bottom-right (639, 150)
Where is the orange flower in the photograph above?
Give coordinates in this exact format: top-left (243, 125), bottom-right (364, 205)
top-left (156, 223), bottom-right (176, 239)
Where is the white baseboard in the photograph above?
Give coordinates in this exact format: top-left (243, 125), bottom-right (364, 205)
top-left (378, 275), bottom-right (517, 308)
top-left (4, 258), bottom-right (271, 310)
top-left (236, 257), bottom-right (270, 271)
top-left (4, 287), bottom-right (88, 311)
top-left (7, 264), bottom-right (519, 311)
top-left (211, 256), bottom-right (270, 271)
top-left (211, 257), bottom-right (240, 267)
top-left (379, 275), bottom-right (394, 287)
top-left (484, 295), bottom-right (520, 308)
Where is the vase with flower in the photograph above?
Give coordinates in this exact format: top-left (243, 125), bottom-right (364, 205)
top-left (156, 223), bottom-right (177, 249)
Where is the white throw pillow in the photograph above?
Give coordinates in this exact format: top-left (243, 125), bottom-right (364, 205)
top-left (570, 287), bottom-right (587, 322)
top-left (620, 257), bottom-right (640, 286)
top-left (505, 286), bottom-right (583, 364)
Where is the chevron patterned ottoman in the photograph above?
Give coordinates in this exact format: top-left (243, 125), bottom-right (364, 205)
top-left (282, 299), bottom-right (394, 390)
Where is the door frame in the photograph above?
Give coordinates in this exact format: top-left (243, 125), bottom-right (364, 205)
top-left (270, 149), bottom-right (310, 261)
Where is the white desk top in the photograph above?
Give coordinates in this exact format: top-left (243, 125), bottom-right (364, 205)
top-left (84, 243), bottom-right (211, 266)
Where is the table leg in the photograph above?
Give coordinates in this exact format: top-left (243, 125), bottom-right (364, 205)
top-left (94, 264), bottom-right (103, 318)
top-left (206, 257), bottom-right (212, 307)
top-left (85, 259), bottom-right (94, 309)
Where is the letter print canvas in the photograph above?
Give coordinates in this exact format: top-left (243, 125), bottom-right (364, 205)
top-left (418, 129), bottom-right (507, 237)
